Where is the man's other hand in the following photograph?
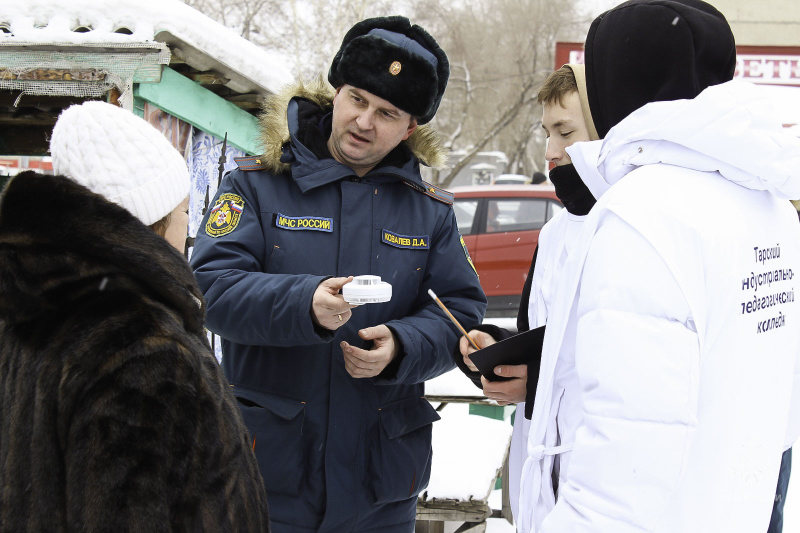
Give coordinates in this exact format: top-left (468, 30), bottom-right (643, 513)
top-left (341, 325), bottom-right (398, 378)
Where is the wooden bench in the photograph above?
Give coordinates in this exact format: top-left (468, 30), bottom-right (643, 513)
top-left (418, 370), bottom-right (515, 533)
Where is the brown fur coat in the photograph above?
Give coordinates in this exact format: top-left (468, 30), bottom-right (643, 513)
top-left (0, 172), bottom-right (269, 532)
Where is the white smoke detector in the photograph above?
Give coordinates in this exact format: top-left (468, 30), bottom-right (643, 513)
top-left (342, 275), bottom-right (392, 304)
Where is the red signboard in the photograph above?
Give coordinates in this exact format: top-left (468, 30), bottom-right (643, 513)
top-left (0, 157), bottom-right (53, 171)
top-left (555, 43), bottom-right (800, 87)
top-left (28, 159), bottom-right (53, 171)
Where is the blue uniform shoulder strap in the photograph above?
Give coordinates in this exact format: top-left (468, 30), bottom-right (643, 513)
top-left (234, 155), bottom-right (269, 171)
top-left (402, 179), bottom-right (454, 206)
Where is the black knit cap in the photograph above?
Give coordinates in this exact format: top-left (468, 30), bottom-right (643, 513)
top-left (328, 16), bottom-right (449, 125)
top-left (585, 0), bottom-right (736, 138)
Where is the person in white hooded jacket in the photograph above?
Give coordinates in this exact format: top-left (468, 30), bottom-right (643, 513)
top-left (518, 1), bottom-right (800, 532)
top-left (455, 63), bottom-right (600, 522)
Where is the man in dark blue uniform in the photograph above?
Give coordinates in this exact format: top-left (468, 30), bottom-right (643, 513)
top-left (190, 16), bottom-right (486, 533)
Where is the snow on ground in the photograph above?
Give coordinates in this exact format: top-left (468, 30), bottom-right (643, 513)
top-left (486, 489), bottom-right (517, 533)
top-left (484, 316), bottom-right (518, 332)
top-left (426, 403), bottom-right (515, 533)
top-left (425, 403), bottom-right (512, 502)
top-left (426, 366), bottom-right (484, 398)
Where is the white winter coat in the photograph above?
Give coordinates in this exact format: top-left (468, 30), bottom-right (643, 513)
top-left (518, 80), bottom-right (800, 533)
top-left (507, 203), bottom-right (593, 521)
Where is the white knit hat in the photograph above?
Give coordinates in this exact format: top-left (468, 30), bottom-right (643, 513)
top-left (50, 101), bottom-right (190, 226)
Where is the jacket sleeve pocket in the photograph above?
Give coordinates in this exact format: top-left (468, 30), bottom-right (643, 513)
top-left (366, 396), bottom-right (441, 504)
top-left (233, 387), bottom-right (306, 496)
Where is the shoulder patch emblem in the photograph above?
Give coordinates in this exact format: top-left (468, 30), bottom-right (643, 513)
top-left (460, 235), bottom-right (478, 277)
top-left (205, 193), bottom-right (245, 237)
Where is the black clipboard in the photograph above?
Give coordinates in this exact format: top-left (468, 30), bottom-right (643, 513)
top-left (468, 325), bottom-right (545, 381)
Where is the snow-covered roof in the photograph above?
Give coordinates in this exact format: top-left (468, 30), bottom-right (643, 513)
top-left (1, 0), bottom-right (293, 95)
top-left (478, 151), bottom-right (510, 164)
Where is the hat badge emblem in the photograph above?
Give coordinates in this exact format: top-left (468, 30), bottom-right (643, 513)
top-left (389, 61), bottom-right (402, 76)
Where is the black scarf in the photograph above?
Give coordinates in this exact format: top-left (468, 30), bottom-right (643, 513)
top-left (549, 164), bottom-right (596, 216)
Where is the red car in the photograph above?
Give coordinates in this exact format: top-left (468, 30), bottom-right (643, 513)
top-left (452, 185), bottom-right (563, 317)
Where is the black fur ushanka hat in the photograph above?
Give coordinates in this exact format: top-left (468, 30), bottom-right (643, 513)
top-left (328, 16), bottom-right (449, 124)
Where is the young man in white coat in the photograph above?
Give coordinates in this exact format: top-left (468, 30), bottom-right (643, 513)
top-left (456, 63), bottom-right (600, 522)
top-left (519, 0), bottom-right (800, 532)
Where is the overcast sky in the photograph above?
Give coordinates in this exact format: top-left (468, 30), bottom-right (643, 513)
top-left (582, 0), bottom-right (622, 16)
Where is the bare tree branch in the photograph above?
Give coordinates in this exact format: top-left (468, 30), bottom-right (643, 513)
top-left (183, 0), bottom-right (591, 187)
top-left (444, 61), bottom-right (471, 151)
top-left (440, 77), bottom-right (539, 188)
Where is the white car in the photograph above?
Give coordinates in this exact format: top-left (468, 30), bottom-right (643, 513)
top-left (491, 174), bottom-right (531, 185)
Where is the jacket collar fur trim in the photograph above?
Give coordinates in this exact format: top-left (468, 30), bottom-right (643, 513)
top-left (257, 77), bottom-right (447, 175)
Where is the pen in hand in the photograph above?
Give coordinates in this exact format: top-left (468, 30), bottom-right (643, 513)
top-left (427, 289), bottom-right (481, 351)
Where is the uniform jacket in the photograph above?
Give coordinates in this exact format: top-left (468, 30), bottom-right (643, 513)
top-left (190, 81), bottom-right (487, 533)
top-left (0, 172), bottom-right (269, 532)
top-left (519, 81), bottom-right (800, 533)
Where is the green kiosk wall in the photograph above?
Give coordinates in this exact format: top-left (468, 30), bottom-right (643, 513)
top-left (133, 66), bottom-right (261, 155)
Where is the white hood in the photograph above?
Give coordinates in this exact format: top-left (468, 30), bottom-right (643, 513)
top-left (567, 80), bottom-right (800, 201)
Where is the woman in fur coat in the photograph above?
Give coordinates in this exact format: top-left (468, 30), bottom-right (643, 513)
top-left (0, 102), bottom-right (269, 532)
